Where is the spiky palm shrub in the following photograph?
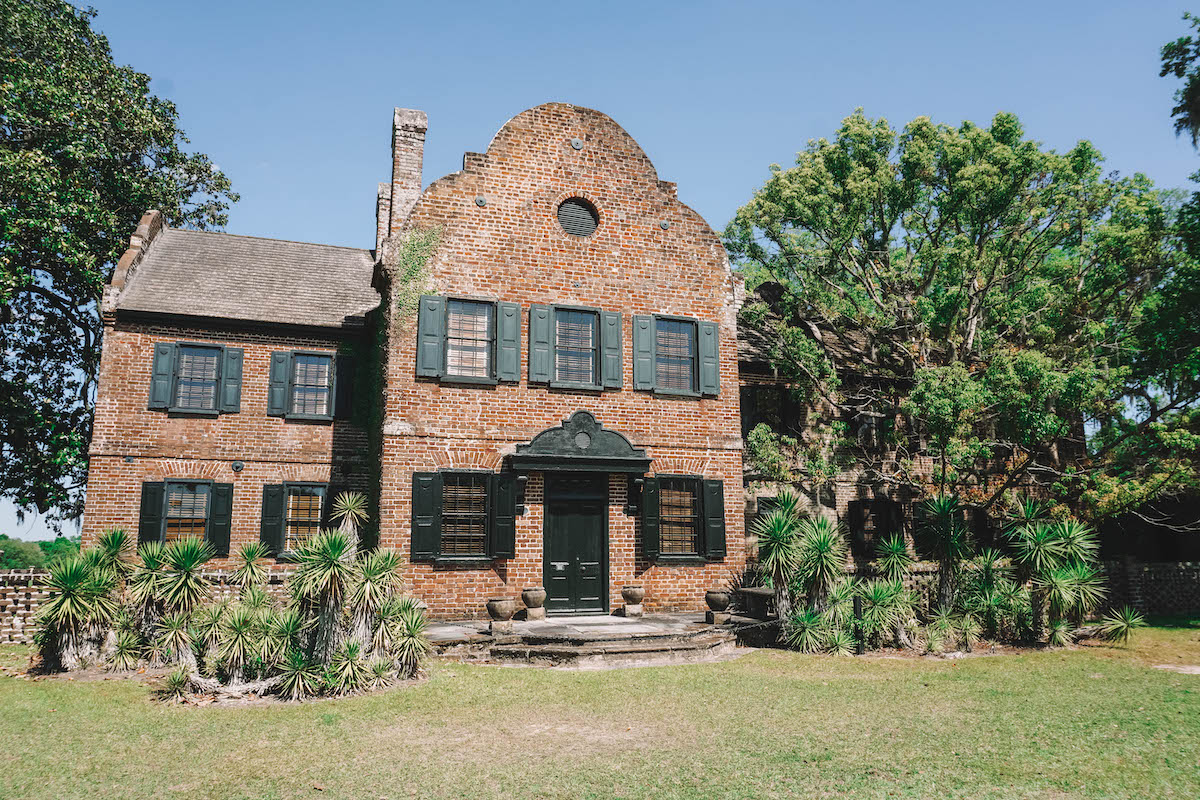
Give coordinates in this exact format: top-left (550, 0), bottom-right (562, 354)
top-left (159, 537), bottom-right (215, 613)
top-left (367, 657), bottom-right (396, 690)
top-left (1008, 521), bottom-right (1063, 641)
top-left (793, 517), bottom-right (848, 612)
top-left (822, 578), bottom-right (856, 630)
top-left (926, 606), bottom-right (958, 652)
top-left (826, 627), bottom-right (856, 656)
top-left (1047, 619), bottom-right (1074, 648)
top-left (155, 611), bottom-right (196, 669)
top-left (191, 602), bottom-right (227, 670)
top-left (217, 605), bottom-right (263, 684)
top-left (293, 528), bottom-right (357, 663)
top-left (347, 549), bottom-right (404, 652)
top-left (276, 650), bottom-right (323, 701)
top-left (783, 607), bottom-right (825, 653)
top-left (1062, 561), bottom-right (1107, 626)
top-left (260, 607), bottom-right (309, 668)
top-left (752, 505), bottom-right (802, 620)
top-left (325, 641), bottom-right (369, 695)
top-left (917, 496), bottom-right (971, 611)
top-left (1099, 606), bottom-right (1146, 646)
top-left (962, 549), bottom-right (1013, 639)
top-left (34, 556), bottom-right (118, 671)
top-left (127, 542), bottom-right (167, 639)
top-left (857, 579), bottom-right (908, 648)
top-left (330, 490), bottom-right (370, 556)
top-left (959, 612), bottom-right (983, 652)
top-left (107, 628), bottom-right (143, 672)
top-left (231, 542), bottom-right (271, 589)
top-left (160, 666), bottom-right (191, 702)
top-left (389, 600), bottom-right (431, 678)
top-left (93, 529), bottom-right (134, 580)
top-left (240, 584), bottom-right (274, 615)
top-left (874, 534), bottom-right (914, 582)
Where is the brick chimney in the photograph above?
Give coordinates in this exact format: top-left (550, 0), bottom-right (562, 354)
top-left (385, 108), bottom-right (428, 241)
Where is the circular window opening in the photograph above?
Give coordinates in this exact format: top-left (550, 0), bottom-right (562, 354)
top-left (557, 197), bottom-right (600, 237)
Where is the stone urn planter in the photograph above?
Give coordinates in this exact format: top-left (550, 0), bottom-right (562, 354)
top-left (621, 585), bottom-right (645, 618)
top-left (486, 597), bottom-right (518, 633)
top-left (705, 589), bottom-right (731, 612)
top-left (521, 586), bottom-right (547, 620)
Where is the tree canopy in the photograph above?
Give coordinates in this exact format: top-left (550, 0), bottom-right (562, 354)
top-left (726, 109), bottom-right (1200, 524)
top-left (0, 0), bottom-right (237, 525)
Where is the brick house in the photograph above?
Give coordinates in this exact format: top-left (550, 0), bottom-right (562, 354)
top-left (82, 103), bottom-right (747, 616)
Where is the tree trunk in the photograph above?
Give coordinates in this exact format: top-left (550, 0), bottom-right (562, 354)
top-left (937, 560), bottom-right (955, 611)
top-left (1030, 588), bottom-right (1047, 643)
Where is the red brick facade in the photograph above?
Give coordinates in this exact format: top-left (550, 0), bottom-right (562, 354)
top-left (82, 102), bottom-right (746, 617)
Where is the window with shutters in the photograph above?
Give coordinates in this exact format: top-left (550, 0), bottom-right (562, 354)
top-left (174, 345), bottom-right (222, 411)
top-left (847, 499), bottom-right (901, 559)
top-left (554, 308), bottom-right (600, 387)
top-left (655, 318), bottom-right (698, 394)
top-left (165, 481), bottom-right (211, 542)
top-left (659, 476), bottom-right (701, 556)
top-left (440, 473), bottom-right (489, 556)
top-left (291, 353), bottom-right (333, 416)
top-left (285, 485), bottom-right (326, 552)
top-left (446, 299), bottom-right (495, 380)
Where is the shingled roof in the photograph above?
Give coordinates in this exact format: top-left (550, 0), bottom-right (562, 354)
top-left (115, 227), bottom-right (379, 329)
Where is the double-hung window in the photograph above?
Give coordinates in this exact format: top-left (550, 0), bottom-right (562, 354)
top-left (415, 295), bottom-right (521, 384)
top-left (259, 482), bottom-right (331, 556)
top-left (267, 351), bottom-right (353, 420)
top-left (528, 304), bottom-right (622, 389)
top-left (639, 474), bottom-right (726, 562)
top-left (410, 470), bottom-right (519, 564)
top-left (554, 308), bottom-right (600, 387)
top-left (138, 479), bottom-right (233, 555)
top-left (148, 342), bottom-right (243, 414)
top-left (631, 314), bottom-right (720, 397)
top-left (659, 476), bottom-right (701, 555)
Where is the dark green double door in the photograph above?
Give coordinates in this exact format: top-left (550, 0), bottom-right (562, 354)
top-left (543, 474), bottom-right (608, 614)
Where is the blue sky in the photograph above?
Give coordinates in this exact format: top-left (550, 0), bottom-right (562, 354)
top-left (5, 0), bottom-right (1196, 540)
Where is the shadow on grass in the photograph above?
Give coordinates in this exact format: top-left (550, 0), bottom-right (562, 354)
top-left (1145, 615), bottom-right (1200, 630)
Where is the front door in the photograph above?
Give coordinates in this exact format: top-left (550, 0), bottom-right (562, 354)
top-left (543, 473), bottom-right (607, 614)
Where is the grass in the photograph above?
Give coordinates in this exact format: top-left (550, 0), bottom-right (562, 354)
top-left (1, 619), bottom-right (1198, 799)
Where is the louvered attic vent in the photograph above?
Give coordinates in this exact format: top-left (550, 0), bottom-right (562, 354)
top-left (557, 198), bottom-right (599, 237)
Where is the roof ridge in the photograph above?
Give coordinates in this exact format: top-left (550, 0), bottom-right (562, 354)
top-left (165, 227), bottom-right (372, 254)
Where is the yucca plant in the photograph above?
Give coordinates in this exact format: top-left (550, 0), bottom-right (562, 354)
top-left (240, 584), bottom-right (274, 615)
top-left (959, 611), bottom-right (983, 652)
top-left (348, 549), bottom-right (404, 651)
top-left (1062, 562), bottom-right (1107, 626)
top-left (293, 528), bottom-right (357, 662)
top-left (231, 542), bottom-right (272, 589)
top-left (217, 605), bottom-right (262, 684)
top-left (389, 600), bottom-right (431, 678)
top-left (330, 490), bottom-right (370, 556)
top-left (1098, 606), bottom-right (1146, 646)
top-left (826, 626), bottom-right (856, 656)
top-left (794, 516), bottom-right (848, 612)
top-left (34, 556), bottom-right (117, 671)
top-left (1054, 519), bottom-right (1099, 565)
top-left (1047, 619), bottom-right (1074, 648)
top-left (107, 628), bottom-right (143, 672)
top-left (159, 537), bottom-right (215, 613)
top-left (155, 611), bottom-right (196, 668)
top-left (276, 650), bottom-right (324, 701)
top-left (923, 626), bottom-right (947, 655)
top-left (325, 641), bottom-right (369, 695)
top-left (127, 542), bottom-right (167, 626)
top-left (873, 534), bottom-right (914, 582)
top-left (367, 657), bottom-right (396, 690)
top-left (192, 602), bottom-right (227, 662)
top-left (822, 578), bottom-right (857, 629)
top-left (753, 504), bottom-right (802, 619)
top-left (927, 606), bottom-right (958, 652)
top-left (783, 607), bottom-right (825, 653)
top-left (160, 665), bottom-right (192, 702)
top-left (1008, 521), bottom-right (1064, 641)
top-left (260, 607), bottom-right (309, 667)
top-left (94, 529), bottom-right (134, 580)
top-left (917, 496), bottom-right (971, 610)
top-left (857, 579), bottom-right (909, 647)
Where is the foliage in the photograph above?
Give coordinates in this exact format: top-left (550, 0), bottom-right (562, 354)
top-left (107, 628), bottom-right (141, 672)
top-left (873, 534), bottom-right (913, 582)
top-left (1161, 12), bottom-right (1200, 147)
top-left (0, 535), bottom-right (45, 568)
top-left (752, 501), bottom-right (802, 619)
top-left (725, 107), bottom-right (1194, 523)
top-left (230, 543), bottom-right (271, 589)
top-left (825, 627), bottom-right (856, 656)
top-left (325, 641), bottom-right (369, 696)
top-left (0, 0), bottom-right (237, 525)
top-left (783, 607), bottom-right (825, 653)
top-left (916, 496), bottom-right (970, 609)
top-left (792, 516), bottom-right (848, 612)
top-left (33, 554), bottom-right (117, 670)
top-left (1099, 606), bottom-right (1148, 646)
top-left (390, 226), bottom-right (442, 321)
top-left (745, 423), bottom-right (798, 481)
top-left (276, 650), bottom-right (323, 702)
top-left (157, 538), bottom-right (214, 613)
top-left (159, 665), bottom-right (190, 702)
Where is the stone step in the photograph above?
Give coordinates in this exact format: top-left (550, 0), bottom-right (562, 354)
top-left (487, 630), bottom-right (739, 669)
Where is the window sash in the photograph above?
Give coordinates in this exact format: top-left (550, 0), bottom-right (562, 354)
top-left (659, 476), bottom-right (700, 555)
top-left (174, 346), bottom-right (221, 411)
top-left (285, 486), bottom-right (325, 552)
top-left (440, 473), bottom-right (488, 556)
top-left (164, 481), bottom-right (210, 542)
top-left (446, 300), bottom-right (494, 379)
top-left (554, 309), bottom-right (598, 385)
top-left (655, 319), bottom-right (697, 392)
top-left (291, 354), bottom-right (332, 416)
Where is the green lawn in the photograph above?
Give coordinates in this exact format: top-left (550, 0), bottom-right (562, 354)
top-left (2, 621), bottom-right (1199, 800)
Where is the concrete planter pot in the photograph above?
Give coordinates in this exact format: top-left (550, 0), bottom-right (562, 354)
top-left (705, 589), bottom-right (731, 612)
top-left (621, 585), bottom-right (645, 605)
top-left (521, 586), bottom-right (547, 609)
top-left (485, 597), bottom-right (518, 621)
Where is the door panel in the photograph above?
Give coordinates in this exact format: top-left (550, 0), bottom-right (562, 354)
top-left (543, 474), bottom-right (608, 614)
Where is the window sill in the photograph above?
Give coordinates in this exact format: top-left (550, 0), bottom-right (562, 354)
top-left (654, 555), bottom-right (709, 565)
top-left (166, 407), bottom-right (220, 417)
top-left (431, 556), bottom-right (494, 569)
top-left (284, 413), bottom-right (334, 422)
top-left (651, 388), bottom-right (702, 399)
top-left (549, 381), bottom-right (603, 393)
top-left (440, 375), bottom-right (499, 387)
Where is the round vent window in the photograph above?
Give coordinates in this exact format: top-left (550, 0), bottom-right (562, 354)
top-left (557, 198), bottom-right (599, 237)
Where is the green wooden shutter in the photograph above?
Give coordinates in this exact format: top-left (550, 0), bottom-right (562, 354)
top-left (632, 315), bottom-right (656, 391)
top-left (489, 472), bottom-right (517, 559)
top-left (138, 482), bottom-right (166, 545)
top-left (220, 347), bottom-right (243, 413)
top-left (699, 321), bottom-right (720, 396)
top-left (259, 485), bottom-right (286, 556)
top-left (333, 355), bottom-right (355, 419)
top-left (702, 479), bottom-right (726, 559)
top-left (601, 311), bottom-right (623, 389)
top-left (148, 343), bottom-right (176, 409)
top-left (411, 472), bottom-right (442, 561)
top-left (208, 483), bottom-right (233, 557)
top-left (641, 476), bottom-right (660, 561)
top-left (415, 295), bottom-right (446, 378)
top-left (322, 484), bottom-right (345, 529)
top-left (528, 304), bottom-right (552, 383)
top-left (496, 301), bottom-right (521, 382)
top-left (267, 351), bottom-right (290, 416)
